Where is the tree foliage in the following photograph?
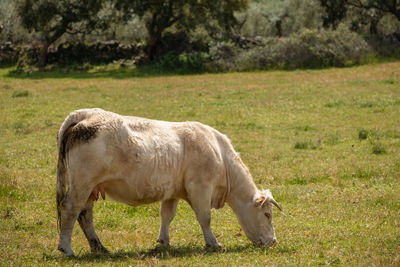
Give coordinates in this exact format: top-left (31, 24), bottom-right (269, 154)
top-left (240, 0), bottom-right (323, 38)
top-left (115, 0), bottom-right (249, 59)
top-left (319, 0), bottom-right (400, 33)
top-left (17, 0), bottom-right (106, 66)
top-left (0, 0), bottom-right (31, 43)
top-left (319, 0), bottom-right (348, 28)
top-left (348, 0), bottom-right (400, 20)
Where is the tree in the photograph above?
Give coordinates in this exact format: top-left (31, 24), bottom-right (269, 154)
top-left (320, 0), bottom-right (400, 33)
top-left (239, 0), bottom-right (323, 38)
top-left (349, 0), bottom-right (400, 21)
top-left (347, 0), bottom-right (400, 35)
top-left (17, 0), bottom-right (105, 67)
top-left (347, 6), bottom-right (385, 34)
top-left (0, 0), bottom-right (27, 43)
top-left (260, 1), bottom-right (290, 37)
top-left (115, 0), bottom-right (249, 60)
top-left (319, 0), bottom-right (348, 29)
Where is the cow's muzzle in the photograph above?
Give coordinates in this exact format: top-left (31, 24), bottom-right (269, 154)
top-left (254, 237), bottom-right (276, 247)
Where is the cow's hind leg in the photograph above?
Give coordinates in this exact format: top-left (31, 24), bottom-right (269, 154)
top-left (157, 199), bottom-right (179, 247)
top-left (187, 185), bottom-right (221, 248)
top-left (77, 200), bottom-right (109, 254)
top-left (58, 191), bottom-right (87, 256)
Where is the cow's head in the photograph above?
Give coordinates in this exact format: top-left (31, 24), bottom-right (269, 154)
top-left (235, 189), bottom-right (282, 246)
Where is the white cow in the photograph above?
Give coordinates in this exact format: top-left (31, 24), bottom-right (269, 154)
top-left (57, 108), bottom-right (282, 256)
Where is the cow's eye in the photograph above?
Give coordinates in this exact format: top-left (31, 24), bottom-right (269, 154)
top-left (264, 212), bottom-right (271, 220)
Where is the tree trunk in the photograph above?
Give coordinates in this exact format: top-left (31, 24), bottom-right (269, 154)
top-left (145, 9), bottom-right (177, 61)
top-left (146, 19), bottom-right (164, 60)
top-left (38, 42), bottom-right (49, 69)
top-left (369, 19), bottom-right (378, 35)
top-left (369, 11), bottom-right (383, 35)
top-left (275, 20), bottom-right (283, 37)
top-left (147, 35), bottom-right (160, 61)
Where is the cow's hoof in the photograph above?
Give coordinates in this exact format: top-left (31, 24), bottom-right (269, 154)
top-left (91, 244), bottom-right (110, 254)
top-left (206, 243), bottom-right (222, 250)
top-left (90, 239), bottom-right (109, 254)
top-left (92, 245), bottom-right (109, 254)
top-left (58, 246), bottom-right (75, 257)
top-left (157, 238), bottom-right (170, 248)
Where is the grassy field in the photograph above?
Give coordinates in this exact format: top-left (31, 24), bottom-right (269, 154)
top-left (0, 62), bottom-right (399, 266)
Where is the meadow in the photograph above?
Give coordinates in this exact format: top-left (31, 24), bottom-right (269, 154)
top-left (0, 62), bottom-right (399, 266)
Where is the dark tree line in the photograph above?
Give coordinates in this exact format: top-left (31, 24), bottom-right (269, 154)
top-left (115, 0), bottom-right (247, 59)
top-left (12, 0), bottom-right (400, 67)
top-left (17, 0), bottom-right (248, 66)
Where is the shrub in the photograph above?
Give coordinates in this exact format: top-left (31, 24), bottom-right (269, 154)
top-left (294, 139), bottom-right (319, 150)
top-left (235, 25), bottom-right (372, 71)
top-left (178, 52), bottom-right (210, 72)
top-left (295, 25), bottom-right (371, 67)
top-left (155, 51), bottom-right (210, 73)
top-left (235, 45), bottom-right (275, 71)
top-left (12, 90), bottom-right (30, 98)
top-left (366, 34), bottom-right (400, 59)
top-left (325, 100), bottom-right (345, 108)
top-left (206, 40), bottom-right (238, 72)
top-left (372, 142), bottom-right (387, 154)
top-left (358, 128), bottom-right (369, 140)
top-left (294, 141), bottom-right (309, 149)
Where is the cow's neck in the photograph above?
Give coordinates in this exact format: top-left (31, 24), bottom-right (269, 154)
top-left (226, 156), bottom-right (258, 210)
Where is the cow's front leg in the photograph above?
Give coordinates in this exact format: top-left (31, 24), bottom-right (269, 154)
top-left (157, 199), bottom-right (179, 247)
top-left (188, 187), bottom-right (221, 248)
top-left (194, 208), bottom-right (221, 248)
top-left (77, 200), bottom-right (109, 254)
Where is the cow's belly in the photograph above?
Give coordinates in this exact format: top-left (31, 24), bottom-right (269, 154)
top-left (100, 175), bottom-right (179, 206)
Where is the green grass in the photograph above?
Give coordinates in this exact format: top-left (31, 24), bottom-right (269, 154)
top-left (1, 62), bottom-right (400, 266)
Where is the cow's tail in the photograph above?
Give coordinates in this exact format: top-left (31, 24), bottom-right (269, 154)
top-left (56, 109), bottom-right (101, 232)
top-left (56, 151), bottom-right (68, 233)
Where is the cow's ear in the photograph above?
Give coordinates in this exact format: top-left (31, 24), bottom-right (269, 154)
top-left (254, 196), bottom-right (266, 207)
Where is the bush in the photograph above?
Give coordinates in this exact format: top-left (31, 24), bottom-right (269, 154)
top-left (358, 128), bottom-right (370, 140)
top-left (154, 51), bottom-right (210, 73)
top-left (372, 142), bottom-right (387, 154)
top-left (294, 139), bottom-right (319, 150)
top-left (205, 40), bottom-right (238, 72)
top-left (366, 34), bottom-right (400, 59)
top-left (235, 25), bottom-right (372, 71)
top-left (11, 90), bottom-right (29, 98)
